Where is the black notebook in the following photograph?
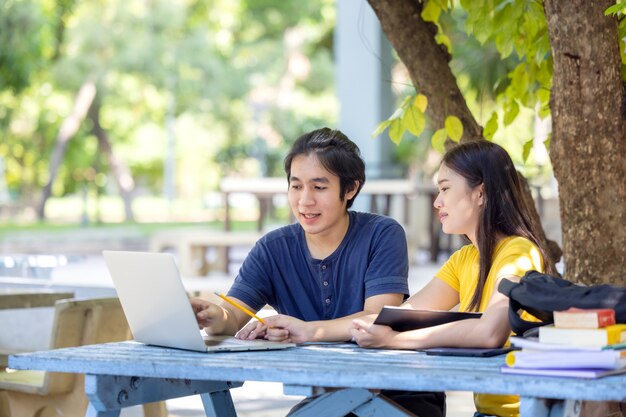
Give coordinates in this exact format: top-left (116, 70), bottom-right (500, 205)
top-left (373, 307), bottom-right (482, 332)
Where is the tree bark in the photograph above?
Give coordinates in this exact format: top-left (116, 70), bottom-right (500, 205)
top-left (37, 81), bottom-right (96, 219)
top-left (367, 0), bottom-right (482, 142)
top-left (368, 0), bottom-right (562, 267)
top-left (88, 99), bottom-right (136, 222)
top-left (544, 0), bottom-right (626, 284)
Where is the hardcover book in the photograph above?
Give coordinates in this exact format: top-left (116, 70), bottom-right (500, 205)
top-left (553, 308), bottom-right (616, 329)
top-left (505, 349), bottom-right (626, 370)
top-left (500, 365), bottom-right (626, 379)
top-left (373, 307), bottom-right (481, 332)
top-left (538, 324), bottom-right (626, 347)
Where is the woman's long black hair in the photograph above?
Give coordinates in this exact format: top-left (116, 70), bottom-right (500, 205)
top-left (442, 141), bottom-right (556, 311)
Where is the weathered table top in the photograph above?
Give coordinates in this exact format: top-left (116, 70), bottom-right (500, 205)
top-left (9, 341), bottom-right (626, 402)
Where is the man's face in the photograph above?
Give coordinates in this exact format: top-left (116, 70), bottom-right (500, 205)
top-left (287, 153), bottom-right (356, 238)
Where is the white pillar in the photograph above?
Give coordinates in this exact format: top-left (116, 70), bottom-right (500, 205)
top-left (335, 1), bottom-right (398, 182)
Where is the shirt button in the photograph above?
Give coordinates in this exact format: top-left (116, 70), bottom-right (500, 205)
top-left (323, 281), bottom-right (329, 287)
top-left (321, 265), bottom-right (327, 270)
top-left (325, 298), bottom-right (331, 304)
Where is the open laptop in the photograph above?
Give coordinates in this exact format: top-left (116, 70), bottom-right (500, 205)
top-left (102, 250), bottom-right (295, 353)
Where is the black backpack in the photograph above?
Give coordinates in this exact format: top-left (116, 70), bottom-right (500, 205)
top-left (497, 270), bottom-right (626, 336)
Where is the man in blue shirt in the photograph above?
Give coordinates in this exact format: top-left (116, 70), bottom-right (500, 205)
top-left (191, 127), bottom-right (444, 416)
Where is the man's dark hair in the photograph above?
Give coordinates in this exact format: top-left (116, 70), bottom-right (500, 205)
top-left (284, 127), bottom-right (365, 209)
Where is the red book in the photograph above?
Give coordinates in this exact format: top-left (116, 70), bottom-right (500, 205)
top-left (553, 307), bottom-right (616, 329)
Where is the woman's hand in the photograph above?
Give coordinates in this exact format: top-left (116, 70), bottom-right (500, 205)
top-left (351, 318), bottom-right (399, 349)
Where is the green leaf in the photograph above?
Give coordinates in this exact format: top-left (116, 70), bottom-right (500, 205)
top-left (371, 119), bottom-right (392, 137)
top-left (483, 112), bottom-right (498, 140)
top-left (605, 2), bottom-right (626, 16)
top-left (400, 95), bottom-right (412, 108)
top-left (543, 133), bottom-right (552, 151)
top-left (431, 128), bottom-right (447, 153)
top-left (421, 1), bottom-right (442, 23)
top-left (413, 94), bottom-right (428, 113)
top-left (435, 32), bottom-right (452, 53)
top-left (538, 104), bottom-right (551, 119)
top-left (402, 107), bottom-right (426, 137)
top-left (444, 115), bottom-right (463, 142)
top-left (503, 100), bottom-right (519, 126)
top-left (388, 118), bottom-right (404, 145)
top-left (390, 107), bottom-right (403, 120)
top-left (522, 139), bottom-right (533, 163)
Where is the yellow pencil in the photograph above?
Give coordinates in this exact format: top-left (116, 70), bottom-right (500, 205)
top-left (214, 292), bottom-right (266, 324)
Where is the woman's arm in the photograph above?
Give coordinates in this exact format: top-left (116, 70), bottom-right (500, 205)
top-left (353, 276), bottom-right (516, 349)
top-left (236, 292), bottom-right (404, 343)
top-left (402, 278), bottom-right (460, 310)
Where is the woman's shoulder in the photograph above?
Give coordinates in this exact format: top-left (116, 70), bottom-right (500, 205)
top-left (497, 235), bottom-right (539, 253)
top-left (448, 242), bottom-right (478, 264)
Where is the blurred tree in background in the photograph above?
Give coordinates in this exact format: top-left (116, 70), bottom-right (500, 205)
top-left (0, 0), bottom-right (336, 219)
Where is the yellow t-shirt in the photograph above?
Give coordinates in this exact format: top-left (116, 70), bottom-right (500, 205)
top-left (436, 236), bottom-right (544, 417)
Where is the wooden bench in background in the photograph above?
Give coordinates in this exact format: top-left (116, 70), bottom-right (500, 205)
top-left (0, 297), bottom-right (166, 417)
top-left (0, 290), bottom-right (74, 368)
top-left (150, 229), bottom-right (262, 276)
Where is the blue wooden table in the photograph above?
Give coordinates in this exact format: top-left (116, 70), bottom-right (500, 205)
top-left (9, 341), bottom-right (626, 417)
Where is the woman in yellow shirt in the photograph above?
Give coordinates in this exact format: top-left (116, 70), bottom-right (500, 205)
top-left (351, 140), bottom-right (556, 417)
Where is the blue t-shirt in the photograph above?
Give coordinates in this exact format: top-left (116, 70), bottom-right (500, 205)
top-left (227, 211), bottom-right (409, 321)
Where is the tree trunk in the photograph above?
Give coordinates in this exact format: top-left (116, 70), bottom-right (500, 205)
top-left (367, 0), bottom-right (482, 142)
top-left (37, 81), bottom-right (96, 219)
top-left (367, 0), bottom-right (561, 267)
top-left (88, 99), bottom-right (136, 222)
top-left (544, 0), bottom-right (626, 284)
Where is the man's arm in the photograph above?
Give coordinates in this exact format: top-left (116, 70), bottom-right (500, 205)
top-left (190, 296), bottom-right (258, 336)
top-left (238, 293), bottom-right (404, 343)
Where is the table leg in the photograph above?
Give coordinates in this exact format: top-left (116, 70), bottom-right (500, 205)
top-left (86, 403), bottom-right (120, 417)
top-left (84, 374), bottom-right (242, 416)
top-left (287, 388), bottom-right (413, 417)
top-left (201, 389), bottom-right (238, 417)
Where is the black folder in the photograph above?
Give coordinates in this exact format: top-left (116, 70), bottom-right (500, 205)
top-left (373, 307), bottom-right (482, 332)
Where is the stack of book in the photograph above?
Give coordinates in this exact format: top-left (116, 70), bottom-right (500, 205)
top-left (502, 308), bottom-right (626, 378)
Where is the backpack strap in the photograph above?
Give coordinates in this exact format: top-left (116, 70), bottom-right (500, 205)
top-left (498, 278), bottom-right (554, 336)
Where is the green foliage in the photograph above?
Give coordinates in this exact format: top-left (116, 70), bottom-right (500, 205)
top-left (605, 1), bottom-right (626, 16)
top-left (605, 1), bottom-right (626, 79)
top-left (444, 115), bottom-right (463, 142)
top-left (373, 94), bottom-right (428, 145)
top-left (483, 112), bottom-right (498, 141)
top-left (0, 0), bottom-right (337, 202)
top-left (0, 0), bottom-right (49, 93)
top-left (431, 128), bottom-right (447, 153)
top-left (377, 0), bottom-right (564, 164)
top-left (522, 138), bottom-right (533, 163)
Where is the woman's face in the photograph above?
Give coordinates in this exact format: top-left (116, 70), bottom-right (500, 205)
top-left (433, 164), bottom-right (484, 243)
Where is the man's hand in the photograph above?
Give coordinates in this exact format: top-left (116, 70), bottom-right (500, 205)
top-left (261, 315), bottom-right (315, 343)
top-left (190, 297), bottom-right (227, 335)
top-left (351, 317), bottom-right (398, 349)
top-left (235, 320), bottom-right (268, 340)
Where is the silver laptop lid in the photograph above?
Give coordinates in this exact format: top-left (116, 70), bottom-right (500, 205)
top-left (103, 251), bottom-right (208, 352)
